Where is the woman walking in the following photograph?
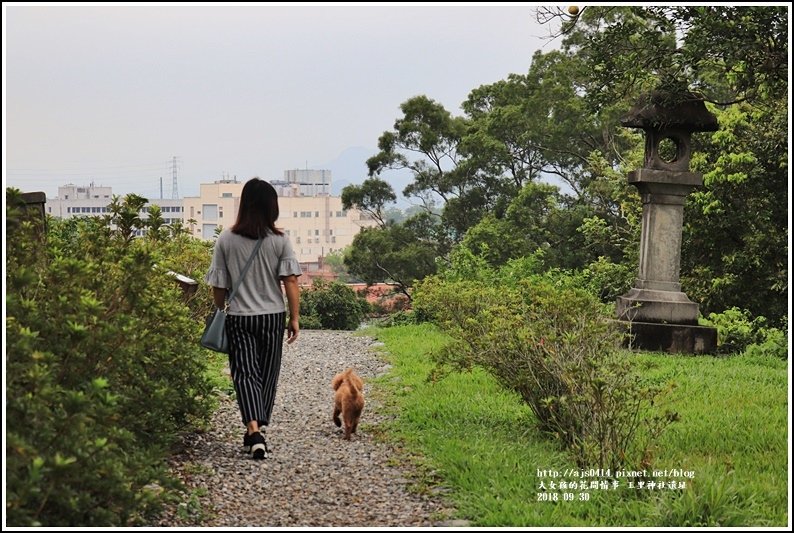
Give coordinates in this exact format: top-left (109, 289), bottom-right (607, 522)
top-left (205, 178), bottom-right (301, 459)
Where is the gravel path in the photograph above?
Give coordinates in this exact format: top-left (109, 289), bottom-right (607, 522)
top-left (155, 330), bottom-right (453, 527)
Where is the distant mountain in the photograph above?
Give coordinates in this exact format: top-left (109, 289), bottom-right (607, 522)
top-left (320, 146), bottom-right (373, 195)
top-left (318, 146), bottom-right (414, 208)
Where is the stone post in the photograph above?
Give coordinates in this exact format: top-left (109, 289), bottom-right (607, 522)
top-left (616, 91), bottom-right (718, 353)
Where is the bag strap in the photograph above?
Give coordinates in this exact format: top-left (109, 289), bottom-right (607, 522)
top-left (226, 238), bottom-right (264, 307)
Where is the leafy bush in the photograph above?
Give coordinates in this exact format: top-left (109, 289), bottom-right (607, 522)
top-left (413, 269), bottom-right (675, 471)
top-left (6, 190), bottom-right (214, 526)
top-left (298, 314), bottom-right (324, 330)
top-left (701, 307), bottom-right (782, 355)
top-left (299, 279), bottom-right (370, 330)
top-left (743, 323), bottom-right (788, 360)
top-left (579, 256), bottom-right (636, 302)
top-left (438, 244), bottom-right (631, 306)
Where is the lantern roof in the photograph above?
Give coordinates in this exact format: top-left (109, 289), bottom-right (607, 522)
top-left (621, 90), bottom-right (718, 132)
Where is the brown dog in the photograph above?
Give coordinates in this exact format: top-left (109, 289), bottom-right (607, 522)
top-left (332, 368), bottom-right (364, 440)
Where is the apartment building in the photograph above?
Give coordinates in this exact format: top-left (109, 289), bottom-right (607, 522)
top-left (183, 172), bottom-right (378, 264)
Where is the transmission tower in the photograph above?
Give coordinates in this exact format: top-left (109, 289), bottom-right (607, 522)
top-left (168, 156), bottom-right (181, 199)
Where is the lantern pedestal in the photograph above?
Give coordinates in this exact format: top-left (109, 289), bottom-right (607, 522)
top-left (616, 321), bottom-right (718, 354)
top-left (616, 91), bottom-right (718, 353)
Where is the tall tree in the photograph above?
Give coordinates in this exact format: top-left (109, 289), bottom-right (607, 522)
top-left (343, 212), bottom-right (447, 300)
top-left (341, 177), bottom-right (396, 228)
top-left (367, 95), bottom-right (479, 238)
top-left (682, 101), bottom-right (788, 325)
top-left (538, 5), bottom-right (788, 323)
top-left (547, 5), bottom-right (787, 107)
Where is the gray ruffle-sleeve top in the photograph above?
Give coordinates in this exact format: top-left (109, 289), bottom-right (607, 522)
top-left (205, 229), bottom-right (302, 315)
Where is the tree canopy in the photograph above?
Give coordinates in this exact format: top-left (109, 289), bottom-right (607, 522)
top-left (347, 5), bottom-right (787, 325)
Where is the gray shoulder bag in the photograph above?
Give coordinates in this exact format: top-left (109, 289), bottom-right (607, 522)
top-left (200, 238), bottom-right (264, 353)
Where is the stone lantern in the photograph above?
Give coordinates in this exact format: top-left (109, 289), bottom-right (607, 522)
top-left (616, 90), bottom-right (718, 353)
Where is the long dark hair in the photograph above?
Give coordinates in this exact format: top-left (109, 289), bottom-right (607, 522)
top-left (231, 178), bottom-right (283, 239)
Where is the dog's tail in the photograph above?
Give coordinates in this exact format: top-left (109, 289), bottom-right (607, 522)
top-left (348, 378), bottom-right (359, 398)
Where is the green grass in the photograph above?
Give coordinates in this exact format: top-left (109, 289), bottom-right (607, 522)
top-left (364, 323), bottom-right (789, 527)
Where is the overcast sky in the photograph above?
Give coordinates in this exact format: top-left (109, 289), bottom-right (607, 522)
top-left (3, 2), bottom-right (562, 202)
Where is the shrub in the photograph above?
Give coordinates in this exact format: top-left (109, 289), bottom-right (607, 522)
top-left (702, 307), bottom-right (785, 356)
top-left (299, 279), bottom-right (370, 330)
top-left (743, 326), bottom-right (788, 359)
top-left (414, 271), bottom-right (675, 471)
top-left (579, 256), bottom-right (635, 302)
top-left (5, 190), bottom-right (214, 526)
top-left (298, 314), bottom-right (323, 330)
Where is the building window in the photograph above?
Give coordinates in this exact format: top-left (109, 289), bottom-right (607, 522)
top-left (222, 192), bottom-right (232, 198)
top-left (315, 211), bottom-right (319, 217)
top-left (202, 224), bottom-right (217, 239)
top-left (202, 204), bottom-right (218, 221)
